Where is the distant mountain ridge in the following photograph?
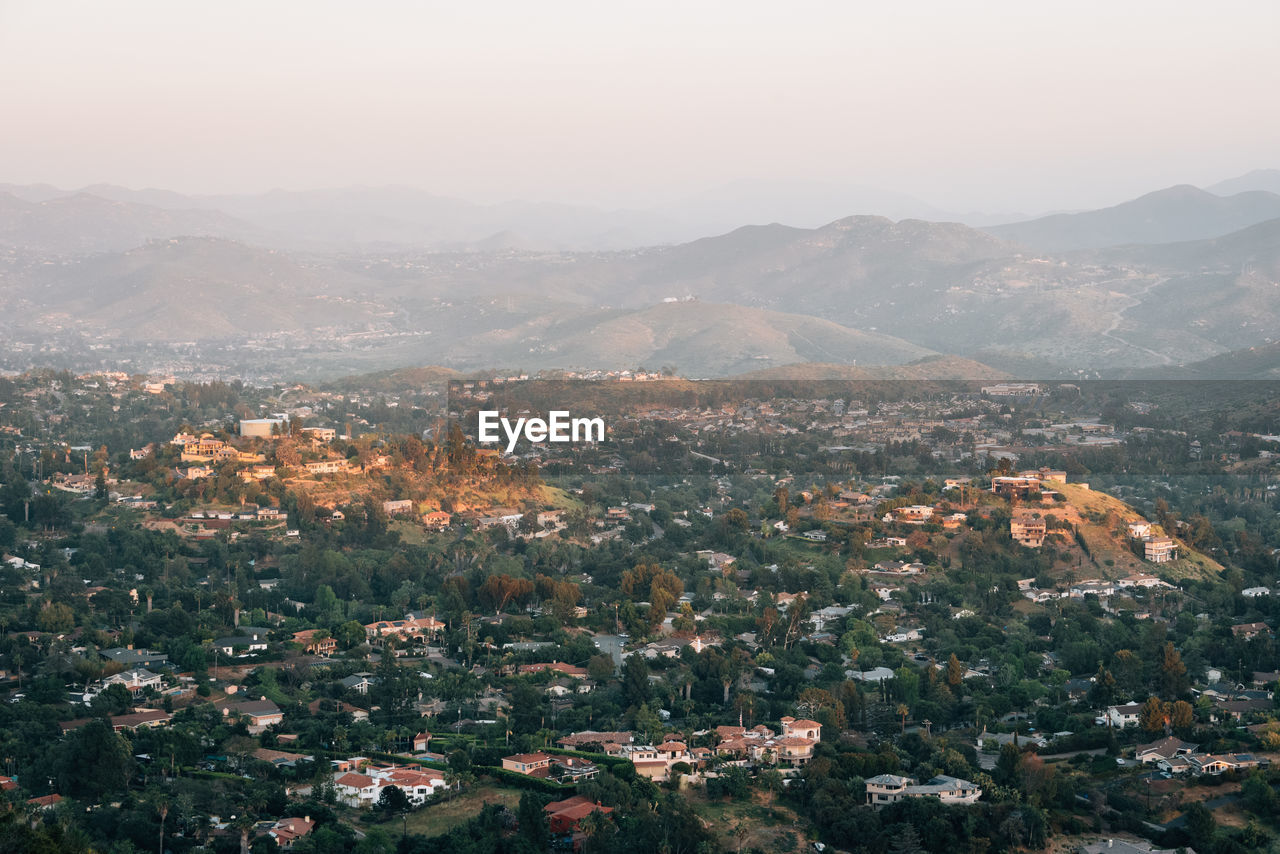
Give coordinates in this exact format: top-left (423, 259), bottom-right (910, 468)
top-left (984, 185), bottom-right (1280, 251)
top-left (1, 171), bottom-right (1279, 378)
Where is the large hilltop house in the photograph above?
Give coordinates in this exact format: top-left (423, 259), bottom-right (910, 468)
top-left (364, 614), bottom-right (446, 642)
top-left (865, 774), bottom-right (983, 806)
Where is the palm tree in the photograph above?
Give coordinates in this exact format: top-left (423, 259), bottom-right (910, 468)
top-left (231, 815), bottom-right (255, 854)
top-left (156, 798), bottom-right (169, 854)
top-left (897, 703), bottom-right (909, 733)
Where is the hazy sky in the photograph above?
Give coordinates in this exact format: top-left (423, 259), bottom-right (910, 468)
top-left (2, 0), bottom-right (1278, 213)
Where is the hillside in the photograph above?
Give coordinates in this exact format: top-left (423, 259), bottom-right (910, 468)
top-left (1054, 483), bottom-right (1223, 582)
top-left (460, 300), bottom-right (937, 376)
top-left (733, 355), bottom-right (1008, 381)
top-left (18, 237), bottom-right (379, 339)
top-left (985, 185), bottom-right (1280, 251)
top-left (0, 191), bottom-right (269, 254)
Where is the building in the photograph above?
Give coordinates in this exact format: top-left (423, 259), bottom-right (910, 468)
top-left (1101, 703), bottom-right (1143, 727)
top-left (267, 817), bottom-right (315, 849)
top-left (1135, 737), bottom-right (1198, 764)
top-left (382, 499), bottom-right (415, 517)
top-left (865, 774), bottom-right (982, 806)
top-left (103, 668), bottom-right (163, 695)
top-left (216, 699), bottom-right (284, 734)
top-left (300, 427), bottom-right (337, 442)
top-left (333, 764), bottom-right (449, 808)
top-left (1144, 537), bottom-right (1177, 563)
top-left (543, 796), bottom-right (614, 836)
top-left (293, 630), bottom-right (337, 656)
top-left (100, 647), bottom-right (168, 669)
top-left (304, 459), bottom-right (350, 475)
top-left (991, 476), bottom-right (1042, 499)
top-left (364, 615), bottom-right (446, 642)
top-left (1127, 521), bottom-right (1153, 539)
top-left (502, 752), bottom-right (553, 776)
top-left (1010, 514), bottom-right (1047, 548)
top-left (240, 417), bottom-right (288, 438)
top-left (1232, 622), bottom-right (1269, 640)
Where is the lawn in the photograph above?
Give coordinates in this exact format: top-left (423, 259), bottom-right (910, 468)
top-left (687, 790), bottom-right (813, 854)
top-left (390, 785), bottom-right (524, 840)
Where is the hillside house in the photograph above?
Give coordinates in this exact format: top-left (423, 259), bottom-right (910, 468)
top-left (1010, 514), bottom-right (1047, 548)
top-left (1144, 537), bottom-right (1177, 563)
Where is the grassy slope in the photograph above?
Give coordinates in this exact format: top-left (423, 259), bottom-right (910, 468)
top-left (1055, 483), bottom-right (1222, 581)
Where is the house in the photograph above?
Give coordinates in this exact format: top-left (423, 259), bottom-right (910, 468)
top-left (300, 427), bottom-right (337, 442)
top-left (1232, 622), bottom-right (1270, 640)
top-left (364, 615), bottom-right (446, 642)
top-left (340, 674), bottom-right (376, 695)
top-left (1144, 537), bottom-right (1177, 563)
top-left (100, 647), bottom-right (168, 669)
top-left (252, 748), bottom-right (314, 768)
top-left (333, 764), bottom-right (449, 808)
top-left (502, 752), bottom-right (553, 776)
top-left (382, 500), bottom-right (415, 517)
top-left (307, 699), bottom-right (369, 722)
top-left (1010, 514), bottom-right (1047, 548)
top-left (865, 774), bottom-right (982, 806)
top-left (1102, 703), bottom-right (1143, 727)
top-left (217, 699), bottom-right (283, 733)
top-left (304, 459), bottom-right (350, 475)
top-left (422, 511), bottom-right (452, 529)
top-left (552, 756), bottom-right (600, 782)
top-left (1242, 586), bottom-right (1271, 598)
top-left (293, 630), bottom-right (337, 656)
top-left (1127, 521), bottom-right (1153, 539)
top-left (780, 717), bottom-right (821, 741)
top-left (991, 476), bottom-right (1041, 499)
top-left (1077, 840), bottom-right (1193, 854)
top-left (103, 668), bottom-right (163, 695)
top-left (885, 505), bottom-right (934, 524)
top-left (111, 710), bottom-right (173, 732)
top-left (557, 731), bottom-right (635, 750)
top-left (544, 795), bottom-right (614, 836)
top-left (412, 732), bottom-right (431, 753)
top-left (865, 774), bottom-right (914, 806)
top-left (267, 816), bottom-right (315, 849)
top-left (214, 635), bottom-right (269, 656)
top-left (333, 772), bottom-right (379, 807)
top-left (1135, 737), bottom-right (1197, 764)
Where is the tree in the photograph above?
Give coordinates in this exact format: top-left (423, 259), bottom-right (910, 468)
top-left (517, 791), bottom-right (550, 850)
top-left (622, 654), bottom-right (651, 708)
top-left (1169, 699), bottom-right (1194, 731)
top-left (56, 719), bottom-right (134, 799)
top-left (946, 653), bottom-right (965, 688)
top-left (587, 654), bottom-right (615, 682)
top-left (1139, 696), bottom-right (1168, 733)
top-left (995, 742), bottom-right (1023, 786)
top-left (377, 784), bottom-right (410, 814)
top-left (156, 797), bottom-right (170, 854)
top-left (1183, 800), bottom-right (1217, 850)
top-left (1160, 642), bottom-right (1188, 698)
top-left (1242, 769), bottom-right (1276, 816)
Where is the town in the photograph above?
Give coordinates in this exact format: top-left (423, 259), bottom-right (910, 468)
top-left (0, 370), bottom-right (1278, 854)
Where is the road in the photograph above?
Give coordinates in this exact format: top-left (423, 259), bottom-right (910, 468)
top-left (592, 634), bottom-right (627, 668)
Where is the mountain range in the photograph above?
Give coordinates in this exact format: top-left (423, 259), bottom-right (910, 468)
top-left (1, 171), bottom-right (1278, 378)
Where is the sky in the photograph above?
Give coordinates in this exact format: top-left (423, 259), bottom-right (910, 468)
top-left (2, 0), bottom-right (1278, 214)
